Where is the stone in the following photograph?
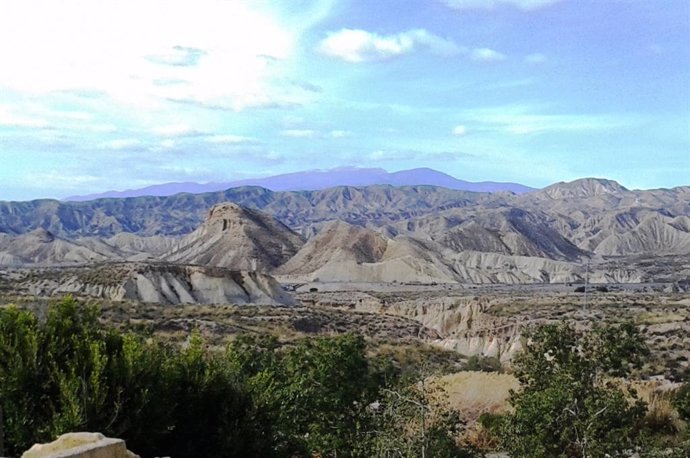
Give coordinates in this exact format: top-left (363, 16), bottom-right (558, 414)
top-left (21, 432), bottom-right (139, 458)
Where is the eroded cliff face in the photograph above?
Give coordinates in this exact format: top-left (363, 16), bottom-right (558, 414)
top-left (12, 263), bottom-right (297, 306)
top-left (383, 296), bottom-right (523, 362)
top-left (299, 291), bottom-right (524, 361)
top-left (297, 283), bottom-right (690, 374)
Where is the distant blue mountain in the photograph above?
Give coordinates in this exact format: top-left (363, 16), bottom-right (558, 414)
top-left (64, 167), bottom-right (535, 201)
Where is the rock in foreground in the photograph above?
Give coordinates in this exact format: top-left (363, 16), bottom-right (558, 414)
top-left (21, 432), bottom-right (139, 458)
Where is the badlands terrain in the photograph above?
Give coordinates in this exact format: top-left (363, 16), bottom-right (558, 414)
top-left (1, 176), bottom-right (689, 283)
top-left (1, 176), bottom-right (689, 381)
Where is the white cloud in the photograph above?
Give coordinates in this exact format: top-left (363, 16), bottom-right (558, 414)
top-left (205, 134), bottom-right (255, 144)
top-left (318, 28), bottom-right (460, 63)
top-left (101, 139), bottom-right (143, 150)
top-left (366, 149), bottom-right (468, 163)
top-left (152, 124), bottom-right (205, 137)
top-left (21, 104), bottom-right (93, 122)
top-left (82, 124), bottom-right (119, 134)
top-left (263, 151), bottom-right (285, 163)
top-left (441, 0), bottom-right (563, 11)
top-left (20, 171), bottom-right (101, 191)
top-left (466, 105), bottom-right (635, 135)
top-left (452, 125), bottom-right (468, 136)
top-left (282, 129), bottom-right (316, 138)
top-left (0, 102), bottom-right (111, 132)
top-left (147, 46), bottom-right (207, 67)
top-left (328, 130), bottom-right (351, 138)
top-left (369, 150), bottom-right (406, 161)
top-left (160, 139), bottom-right (176, 149)
top-left (0, 112), bottom-right (50, 129)
top-left (525, 53), bottom-right (547, 63)
top-left (470, 48), bottom-right (507, 62)
top-left (158, 163), bottom-right (212, 176)
top-left (0, 1), bottom-right (302, 111)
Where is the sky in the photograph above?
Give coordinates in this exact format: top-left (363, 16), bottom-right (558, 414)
top-left (0, 0), bottom-right (688, 201)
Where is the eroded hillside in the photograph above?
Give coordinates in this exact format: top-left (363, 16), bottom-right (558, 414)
top-left (1, 179), bottom-right (689, 286)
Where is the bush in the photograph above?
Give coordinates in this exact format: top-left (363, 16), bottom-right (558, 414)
top-left (0, 296), bottom-right (475, 458)
top-left (674, 383), bottom-right (690, 423)
top-left (0, 297), bottom-right (261, 458)
top-left (462, 355), bottom-right (503, 373)
top-left (500, 321), bottom-right (649, 457)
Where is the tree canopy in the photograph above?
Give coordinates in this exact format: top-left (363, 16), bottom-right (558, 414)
top-left (500, 321), bottom-right (649, 458)
top-left (0, 297), bottom-right (474, 458)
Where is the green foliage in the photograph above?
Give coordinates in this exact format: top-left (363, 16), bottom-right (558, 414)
top-left (0, 297), bottom-right (475, 457)
top-left (0, 297), bottom-right (258, 458)
top-left (0, 305), bottom-right (40, 452)
top-left (478, 411), bottom-right (504, 436)
top-left (227, 333), bottom-right (403, 457)
top-left (674, 383), bottom-right (690, 423)
top-left (501, 321), bottom-right (649, 458)
top-left (366, 381), bottom-right (476, 458)
top-left (638, 440), bottom-right (690, 458)
top-left (274, 334), bottom-right (378, 455)
top-left (462, 355), bottom-right (503, 373)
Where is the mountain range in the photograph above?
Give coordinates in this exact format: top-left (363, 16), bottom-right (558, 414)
top-left (63, 167), bottom-right (535, 201)
top-left (2, 177), bottom-right (690, 285)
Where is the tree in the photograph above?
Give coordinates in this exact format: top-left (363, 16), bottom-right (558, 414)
top-left (0, 305), bottom-right (40, 456)
top-left (0, 297), bottom-right (260, 458)
top-left (270, 333), bottom-right (382, 456)
top-left (367, 379), bottom-right (475, 458)
top-left (1, 297), bottom-right (476, 457)
top-left (501, 321), bottom-right (649, 458)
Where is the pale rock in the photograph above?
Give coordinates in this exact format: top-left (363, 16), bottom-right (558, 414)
top-left (21, 432), bottom-right (139, 458)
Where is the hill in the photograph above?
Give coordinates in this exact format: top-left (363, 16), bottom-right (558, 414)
top-left (164, 202), bottom-right (304, 271)
top-left (2, 178), bottom-right (690, 284)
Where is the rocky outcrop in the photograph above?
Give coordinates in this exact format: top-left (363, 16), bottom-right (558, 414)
top-left (320, 293), bottom-right (525, 362)
top-left (594, 213), bottom-right (690, 256)
top-left (387, 296), bottom-right (523, 362)
top-left (0, 231), bottom-right (180, 266)
top-left (15, 263), bottom-right (297, 306)
top-left (164, 203), bottom-right (303, 271)
top-left (21, 432), bottom-right (139, 458)
top-left (446, 251), bottom-right (582, 284)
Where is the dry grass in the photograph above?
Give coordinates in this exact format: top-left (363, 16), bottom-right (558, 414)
top-left (628, 380), bottom-right (687, 436)
top-left (432, 371), bottom-right (519, 422)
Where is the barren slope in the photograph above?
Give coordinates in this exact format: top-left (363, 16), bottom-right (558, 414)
top-left (276, 221), bottom-right (459, 283)
top-left (8, 263), bottom-right (296, 306)
top-left (165, 203), bottom-right (304, 270)
top-left (0, 229), bottom-right (109, 265)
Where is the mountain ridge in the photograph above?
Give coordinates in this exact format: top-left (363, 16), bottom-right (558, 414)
top-left (2, 177), bottom-right (690, 286)
top-left (63, 167), bottom-right (535, 201)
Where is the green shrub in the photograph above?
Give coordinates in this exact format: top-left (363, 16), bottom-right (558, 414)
top-left (674, 383), bottom-right (690, 423)
top-left (501, 321), bottom-right (649, 458)
top-left (0, 296), bottom-right (476, 458)
top-left (462, 355), bottom-right (503, 373)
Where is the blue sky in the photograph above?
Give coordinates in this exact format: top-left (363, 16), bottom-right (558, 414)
top-left (0, 0), bottom-right (688, 200)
